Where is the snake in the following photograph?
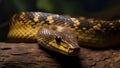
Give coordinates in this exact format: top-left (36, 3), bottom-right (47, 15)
top-left (7, 12), bottom-right (120, 56)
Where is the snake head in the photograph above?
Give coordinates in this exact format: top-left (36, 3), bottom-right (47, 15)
top-left (36, 24), bottom-right (80, 56)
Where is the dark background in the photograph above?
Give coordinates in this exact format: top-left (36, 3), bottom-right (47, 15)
top-left (0, 0), bottom-right (120, 23)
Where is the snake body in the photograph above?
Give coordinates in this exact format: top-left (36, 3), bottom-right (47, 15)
top-left (8, 12), bottom-right (120, 56)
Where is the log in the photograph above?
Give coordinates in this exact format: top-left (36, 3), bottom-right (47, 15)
top-left (0, 42), bottom-right (120, 68)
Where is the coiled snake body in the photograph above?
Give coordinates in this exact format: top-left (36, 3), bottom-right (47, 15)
top-left (8, 12), bottom-right (120, 56)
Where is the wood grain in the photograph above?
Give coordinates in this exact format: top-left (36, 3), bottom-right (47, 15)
top-left (0, 42), bottom-right (120, 68)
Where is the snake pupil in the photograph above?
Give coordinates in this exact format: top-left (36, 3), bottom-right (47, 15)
top-left (55, 36), bottom-right (62, 45)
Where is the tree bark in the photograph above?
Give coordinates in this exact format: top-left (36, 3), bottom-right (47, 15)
top-left (0, 42), bottom-right (120, 68)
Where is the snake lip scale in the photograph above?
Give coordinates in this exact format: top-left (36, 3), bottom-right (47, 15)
top-left (8, 12), bottom-right (120, 56)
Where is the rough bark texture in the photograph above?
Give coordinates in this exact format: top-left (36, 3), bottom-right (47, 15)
top-left (0, 42), bottom-right (120, 68)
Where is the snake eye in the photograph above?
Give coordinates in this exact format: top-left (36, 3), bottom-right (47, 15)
top-left (55, 36), bottom-right (62, 45)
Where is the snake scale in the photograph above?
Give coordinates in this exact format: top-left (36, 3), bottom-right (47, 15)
top-left (8, 12), bottom-right (120, 56)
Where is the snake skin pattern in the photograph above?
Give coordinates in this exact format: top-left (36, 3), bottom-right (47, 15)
top-left (8, 12), bottom-right (120, 56)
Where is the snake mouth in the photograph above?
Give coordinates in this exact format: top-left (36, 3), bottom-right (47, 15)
top-left (68, 47), bottom-right (80, 56)
top-left (51, 43), bottom-right (80, 56)
top-left (50, 46), bottom-right (80, 56)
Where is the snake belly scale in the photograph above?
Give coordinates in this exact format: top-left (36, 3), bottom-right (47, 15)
top-left (8, 12), bottom-right (120, 56)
